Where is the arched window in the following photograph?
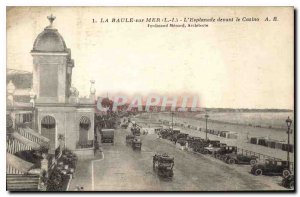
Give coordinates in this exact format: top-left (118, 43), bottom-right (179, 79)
top-left (41, 115), bottom-right (56, 151)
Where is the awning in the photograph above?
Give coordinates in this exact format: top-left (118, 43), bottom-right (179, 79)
top-left (41, 116), bottom-right (55, 129)
top-left (79, 116), bottom-right (91, 130)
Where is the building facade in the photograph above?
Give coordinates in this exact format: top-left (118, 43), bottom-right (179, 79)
top-left (8, 15), bottom-right (96, 156)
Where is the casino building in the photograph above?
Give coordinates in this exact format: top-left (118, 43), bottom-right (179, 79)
top-left (7, 14), bottom-right (96, 157)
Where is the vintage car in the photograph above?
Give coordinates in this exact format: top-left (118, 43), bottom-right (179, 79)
top-left (282, 175), bottom-right (294, 189)
top-left (224, 153), bottom-right (258, 165)
top-left (101, 129), bottom-right (114, 144)
top-left (167, 128), bottom-right (180, 142)
top-left (131, 127), bottom-right (141, 136)
top-left (209, 140), bottom-right (222, 147)
top-left (153, 153), bottom-right (174, 178)
top-left (121, 123), bottom-right (128, 129)
top-left (159, 129), bottom-right (172, 139)
top-left (131, 138), bottom-right (142, 150)
top-left (203, 146), bottom-right (237, 158)
top-left (125, 134), bottom-right (135, 145)
top-left (187, 138), bottom-right (212, 153)
top-left (172, 133), bottom-right (188, 146)
top-left (251, 159), bottom-right (291, 177)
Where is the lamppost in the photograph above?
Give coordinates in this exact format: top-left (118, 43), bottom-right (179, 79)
top-left (29, 88), bottom-right (36, 130)
top-left (205, 114), bottom-right (209, 140)
top-left (286, 116), bottom-right (292, 170)
top-left (171, 112), bottom-right (174, 132)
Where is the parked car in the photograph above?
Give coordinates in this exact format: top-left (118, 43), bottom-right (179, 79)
top-left (175, 133), bottom-right (189, 145)
top-left (225, 153), bottom-right (258, 165)
top-left (203, 146), bottom-right (237, 158)
top-left (282, 175), bottom-right (294, 189)
top-left (132, 138), bottom-right (142, 150)
top-left (251, 159), bottom-right (291, 177)
top-left (131, 127), bottom-right (141, 136)
top-left (153, 153), bottom-right (174, 178)
top-left (101, 129), bottom-right (114, 144)
top-left (121, 123), bottom-right (128, 129)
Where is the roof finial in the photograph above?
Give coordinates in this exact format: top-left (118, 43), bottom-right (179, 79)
top-left (47, 14), bottom-right (56, 27)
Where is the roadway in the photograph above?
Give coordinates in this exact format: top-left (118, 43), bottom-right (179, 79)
top-left (91, 126), bottom-right (285, 191)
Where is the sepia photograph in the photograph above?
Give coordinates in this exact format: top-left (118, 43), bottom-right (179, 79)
top-left (5, 6), bottom-right (295, 192)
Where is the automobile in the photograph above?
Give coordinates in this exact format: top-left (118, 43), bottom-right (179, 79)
top-left (188, 139), bottom-right (211, 153)
top-left (125, 134), bottom-right (135, 145)
top-left (209, 140), bottom-right (221, 147)
top-left (159, 129), bottom-right (172, 139)
top-left (131, 127), bottom-right (141, 136)
top-left (121, 123), bottom-right (128, 129)
top-left (131, 138), bottom-right (142, 150)
top-left (173, 133), bottom-right (189, 146)
top-left (282, 175), bottom-right (294, 189)
top-left (131, 124), bottom-right (141, 136)
top-left (202, 146), bottom-right (237, 159)
top-left (225, 153), bottom-right (258, 165)
top-left (251, 159), bottom-right (291, 177)
top-left (167, 129), bottom-right (180, 141)
top-left (153, 153), bottom-right (174, 178)
top-left (101, 129), bottom-right (114, 144)
top-left (214, 146), bottom-right (237, 159)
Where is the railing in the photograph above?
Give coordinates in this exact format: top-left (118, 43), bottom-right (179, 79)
top-left (6, 137), bottom-right (33, 154)
top-left (6, 164), bottom-right (25, 175)
top-left (237, 147), bottom-right (280, 161)
top-left (76, 140), bottom-right (94, 149)
top-left (15, 124), bottom-right (50, 145)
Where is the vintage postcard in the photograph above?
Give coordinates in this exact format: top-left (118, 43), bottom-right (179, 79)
top-left (6, 6), bottom-right (294, 191)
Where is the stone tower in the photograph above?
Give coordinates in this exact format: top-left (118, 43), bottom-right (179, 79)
top-left (31, 14), bottom-right (74, 104)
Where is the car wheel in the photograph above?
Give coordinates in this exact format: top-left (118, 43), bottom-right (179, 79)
top-left (250, 160), bottom-right (257, 166)
top-left (289, 181), bottom-right (294, 190)
top-left (255, 169), bottom-right (263, 176)
top-left (228, 158), bottom-right (235, 164)
top-left (202, 149), bottom-right (209, 154)
top-left (282, 170), bottom-right (291, 178)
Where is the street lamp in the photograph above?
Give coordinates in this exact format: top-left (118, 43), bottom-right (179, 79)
top-left (286, 116), bottom-right (292, 170)
top-left (29, 88), bottom-right (36, 129)
top-left (205, 114), bottom-right (209, 140)
top-left (171, 112), bottom-right (174, 132)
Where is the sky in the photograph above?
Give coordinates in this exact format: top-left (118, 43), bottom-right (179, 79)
top-left (6, 7), bottom-right (294, 109)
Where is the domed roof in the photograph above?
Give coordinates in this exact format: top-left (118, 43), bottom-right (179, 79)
top-left (32, 15), bottom-right (67, 52)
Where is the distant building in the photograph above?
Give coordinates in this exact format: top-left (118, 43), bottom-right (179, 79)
top-left (7, 69), bottom-right (32, 103)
